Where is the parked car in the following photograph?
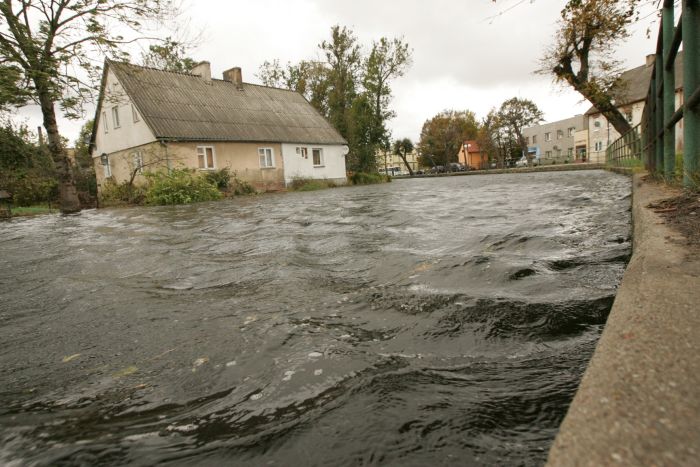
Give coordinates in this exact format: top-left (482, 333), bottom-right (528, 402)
top-left (430, 165), bottom-right (446, 174)
top-left (515, 156), bottom-right (541, 168)
top-left (448, 162), bottom-right (467, 172)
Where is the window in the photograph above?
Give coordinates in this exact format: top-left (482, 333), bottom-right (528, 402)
top-left (197, 146), bottom-right (216, 169)
top-left (594, 120), bottom-right (601, 131)
top-left (526, 136), bottom-right (530, 144)
top-left (545, 151), bottom-right (552, 158)
top-left (568, 127), bottom-right (575, 137)
top-left (132, 104), bottom-right (140, 123)
top-left (132, 151), bottom-right (144, 174)
top-left (567, 147), bottom-right (573, 157)
top-left (102, 111), bottom-right (108, 133)
top-left (312, 148), bottom-right (324, 166)
top-left (112, 106), bottom-right (120, 128)
top-left (258, 147), bottom-right (274, 168)
top-left (296, 147), bottom-right (308, 159)
top-left (557, 130), bottom-right (563, 139)
top-left (532, 135), bottom-right (537, 144)
top-left (556, 149), bottom-right (562, 157)
top-left (544, 132), bottom-right (551, 142)
top-left (594, 141), bottom-right (603, 151)
top-left (626, 111), bottom-right (633, 123)
top-left (103, 157), bottom-right (112, 178)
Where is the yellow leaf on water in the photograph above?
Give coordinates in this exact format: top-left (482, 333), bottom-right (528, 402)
top-left (113, 366), bottom-right (138, 378)
top-left (62, 354), bottom-right (81, 363)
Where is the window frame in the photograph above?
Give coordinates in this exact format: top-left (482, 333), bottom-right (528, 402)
top-left (532, 135), bottom-right (537, 144)
top-left (112, 106), bottom-right (120, 129)
top-left (102, 111), bottom-right (108, 134)
top-left (258, 147), bottom-right (275, 168)
top-left (557, 129), bottom-right (563, 139)
top-left (196, 145), bottom-right (216, 170)
top-left (132, 150), bottom-right (144, 174)
top-left (544, 132), bottom-right (551, 142)
top-left (568, 127), bottom-right (575, 137)
top-left (312, 148), bottom-right (324, 167)
top-left (103, 156), bottom-right (112, 178)
top-left (132, 104), bottom-right (140, 123)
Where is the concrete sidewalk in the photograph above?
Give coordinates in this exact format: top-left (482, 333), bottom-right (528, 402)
top-left (547, 174), bottom-right (700, 466)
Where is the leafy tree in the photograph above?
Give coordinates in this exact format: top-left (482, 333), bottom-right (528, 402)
top-left (141, 37), bottom-right (196, 72)
top-left (418, 110), bottom-right (479, 167)
top-left (0, 117), bottom-right (36, 169)
top-left (73, 120), bottom-right (94, 170)
top-left (363, 37), bottom-right (412, 155)
top-left (393, 138), bottom-right (415, 176)
top-left (258, 59), bottom-right (330, 117)
top-left (0, 0), bottom-right (175, 213)
top-left (496, 97), bottom-right (543, 162)
top-left (540, 0), bottom-right (641, 135)
top-left (346, 94), bottom-right (376, 173)
top-left (320, 25), bottom-right (362, 140)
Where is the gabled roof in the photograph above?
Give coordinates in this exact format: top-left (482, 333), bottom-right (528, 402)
top-left (585, 52), bottom-right (684, 116)
top-left (95, 60), bottom-right (346, 146)
top-left (463, 140), bottom-right (481, 153)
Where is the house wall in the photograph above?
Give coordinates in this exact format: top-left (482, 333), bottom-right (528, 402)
top-left (167, 142), bottom-right (287, 191)
top-left (281, 143), bottom-right (347, 184)
top-left (377, 151), bottom-right (419, 174)
top-left (94, 141), bottom-right (166, 189)
top-left (93, 69), bottom-right (157, 156)
top-left (523, 115), bottom-right (586, 162)
top-left (587, 91), bottom-right (683, 164)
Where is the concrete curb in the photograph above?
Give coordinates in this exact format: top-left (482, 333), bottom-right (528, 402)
top-left (547, 173), bottom-right (700, 466)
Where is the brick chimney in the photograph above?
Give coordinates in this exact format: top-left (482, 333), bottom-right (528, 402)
top-left (223, 67), bottom-right (244, 90)
top-left (646, 54), bottom-right (656, 67)
top-left (191, 61), bottom-right (211, 82)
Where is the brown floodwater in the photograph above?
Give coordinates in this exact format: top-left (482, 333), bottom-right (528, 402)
top-left (0, 170), bottom-right (631, 465)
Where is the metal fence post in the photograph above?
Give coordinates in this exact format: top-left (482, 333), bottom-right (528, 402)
top-left (663, 3), bottom-right (677, 178)
top-left (683, 0), bottom-right (700, 187)
top-left (655, 52), bottom-right (665, 174)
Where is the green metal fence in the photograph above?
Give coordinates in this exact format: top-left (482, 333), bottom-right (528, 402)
top-left (637, 0), bottom-right (700, 187)
top-left (607, 124), bottom-right (643, 167)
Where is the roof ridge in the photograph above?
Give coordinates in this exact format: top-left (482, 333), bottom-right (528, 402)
top-left (107, 59), bottom-right (200, 78)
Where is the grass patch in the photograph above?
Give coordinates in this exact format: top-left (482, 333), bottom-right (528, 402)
top-left (9, 205), bottom-right (54, 217)
top-left (289, 177), bottom-right (337, 191)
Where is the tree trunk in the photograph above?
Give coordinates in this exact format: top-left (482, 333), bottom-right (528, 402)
top-left (399, 151), bottom-right (414, 176)
top-left (38, 89), bottom-right (81, 213)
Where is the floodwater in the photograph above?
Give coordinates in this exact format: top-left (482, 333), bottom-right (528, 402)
top-left (0, 170), bottom-right (631, 466)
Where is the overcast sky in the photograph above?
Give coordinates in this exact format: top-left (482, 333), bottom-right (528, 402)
top-left (16, 0), bottom-right (660, 145)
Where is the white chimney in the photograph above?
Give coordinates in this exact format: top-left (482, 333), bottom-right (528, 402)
top-left (223, 67), bottom-right (243, 90)
top-left (191, 61), bottom-right (211, 82)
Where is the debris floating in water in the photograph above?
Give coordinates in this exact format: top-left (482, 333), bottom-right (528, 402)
top-left (314, 369), bottom-right (323, 376)
top-left (61, 354), bottom-right (81, 363)
top-left (308, 352), bottom-right (323, 358)
top-left (250, 392), bottom-right (263, 401)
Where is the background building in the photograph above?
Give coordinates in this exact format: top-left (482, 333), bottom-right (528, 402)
top-left (523, 115), bottom-right (586, 163)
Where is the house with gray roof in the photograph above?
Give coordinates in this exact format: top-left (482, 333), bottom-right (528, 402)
top-left (90, 60), bottom-right (348, 192)
top-left (586, 53), bottom-right (684, 163)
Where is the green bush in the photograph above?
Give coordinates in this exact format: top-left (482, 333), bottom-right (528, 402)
top-left (144, 169), bottom-right (222, 205)
top-left (350, 172), bottom-right (390, 185)
top-left (0, 169), bottom-right (58, 206)
top-left (231, 172), bottom-right (256, 195)
top-left (204, 167), bottom-right (231, 190)
top-left (289, 176), bottom-right (337, 191)
top-left (100, 178), bottom-right (147, 206)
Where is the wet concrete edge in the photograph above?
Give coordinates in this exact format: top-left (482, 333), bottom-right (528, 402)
top-left (546, 173), bottom-right (700, 466)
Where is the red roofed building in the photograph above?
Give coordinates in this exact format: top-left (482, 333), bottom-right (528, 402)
top-left (457, 140), bottom-right (489, 170)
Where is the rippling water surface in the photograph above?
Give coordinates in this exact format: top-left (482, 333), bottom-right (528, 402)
top-left (0, 171), bottom-right (631, 465)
